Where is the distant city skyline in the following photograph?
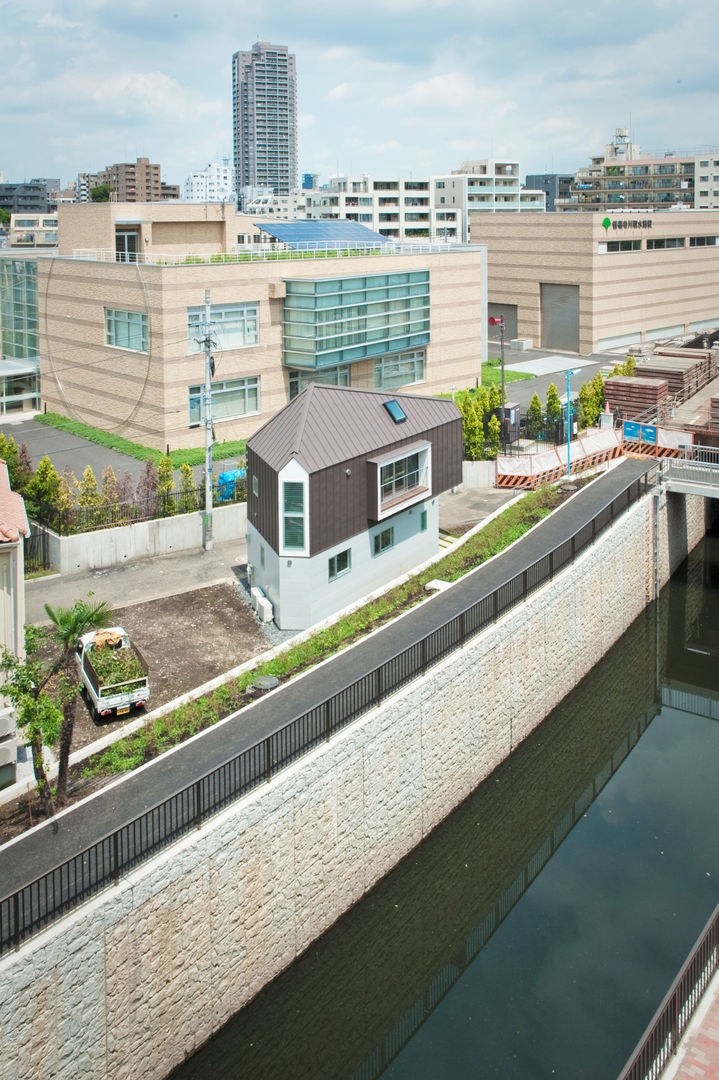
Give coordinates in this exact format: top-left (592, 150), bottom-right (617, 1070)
top-left (3, 2), bottom-right (719, 190)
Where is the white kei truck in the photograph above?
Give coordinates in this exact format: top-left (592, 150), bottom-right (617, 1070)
top-left (75, 627), bottom-right (150, 720)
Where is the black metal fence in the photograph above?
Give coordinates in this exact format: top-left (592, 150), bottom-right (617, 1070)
top-left (27, 479), bottom-right (247, 536)
top-left (0, 471), bottom-right (651, 956)
top-left (23, 529), bottom-right (50, 573)
top-left (617, 902), bottom-right (719, 1080)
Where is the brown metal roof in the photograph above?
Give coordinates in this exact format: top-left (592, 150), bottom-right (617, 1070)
top-left (248, 384), bottom-right (462, 473)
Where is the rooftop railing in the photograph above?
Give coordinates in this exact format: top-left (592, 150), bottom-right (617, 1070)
top-left (68, 241), bottom-right (481, 266)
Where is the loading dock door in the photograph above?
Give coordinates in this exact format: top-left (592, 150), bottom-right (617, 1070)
top-left (540, 283), bottom-right (579, 352)
top-left (488, 303), bottom-right (517, 342)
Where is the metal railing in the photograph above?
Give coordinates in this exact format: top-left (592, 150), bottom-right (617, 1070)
top-left (618, 902), bottom-right (719, 1080)
top-left (70, 241), bottom-right (481, 266)
top-left (0, 471), bottom-right (651, 955)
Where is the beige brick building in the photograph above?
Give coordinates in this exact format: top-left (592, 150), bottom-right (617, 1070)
top-left (35, 204), bottom-right (487, 450)
top-left (472, 209), bottom-right (719, 354)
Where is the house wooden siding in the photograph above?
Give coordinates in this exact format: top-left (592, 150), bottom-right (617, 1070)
top-left (249, 415), bottom-right (462, 558)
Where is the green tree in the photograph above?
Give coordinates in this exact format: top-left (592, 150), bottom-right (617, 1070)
top-left (486, 414), bottom-right (501, 459)
top-left (527, 393), bottom-right (543, 439)
top-left (23, 454), bottom-right (61, 509)
top-left (0, 433), bottom-right (32, 491)
top-left (0, 207), bottom-right (10, 226)
top-left (44, 598), bottom-right (114, 807)
top-left (1, 626), bottom-right (62, 819)
top-left (75, 465), bottom-right (103, 507)
top-left (178, 463), bottom-right (198, 513)
top-left (475, 385), bottom-right (490, 424)
top-left (458, 392), bottom-right (482, 461)
top-left (546, 383), bottom-right (562, 425)
top-left (624, 354), bottom-right (636, 376)
top-left (157, 455), bottom-right (175, 516)
top-left (487, 383), bottom-right (502, 413)
top-left (591, 372), bottom-right (606, 418)
top-left (577, 383), bottom-right (595, 430)
top-left (101, 466), bottom-right (119, 506)
top-left (90, 183), bottom-right (113, 202)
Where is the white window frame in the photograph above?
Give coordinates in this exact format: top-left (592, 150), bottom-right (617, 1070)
top-left (187, 302), bottom-right (258, 354)
top-left (278, 460), bottom-right (309, 557)
top-left (106, 308), bottom-right (148, 352)
top-left (372, 441), bottom-right (431, 522)
top-left (188, 376), bottom-right (259, 428)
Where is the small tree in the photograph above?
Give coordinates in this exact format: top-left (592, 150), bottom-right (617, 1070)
top-left (577, 383), bottom-right (595, 430)
top-left (101, 466), bottom-right (119, 506)
top-left (476, 385), bottom-right (490, 424)
top-left (136, 460), bottom-right (159, 518)
top-left (591, 372), bottom-right (605, 418)
top-left (178, 463), bottom-right (198, 513)
top-left (527, 393), bottom-right (543, 439)
top-left (23, 454), bottom-right (61, 510)
top-left (44, 598), bottom-right (114, 807)
top-left (486, 414), bottom-right (501, 459)
top-left (487, 383), bottom-right (502, 414)
top-left (546, 383), bottom-right (562, 425)
top-left (75, 465), bottom-right (103, 507)
top-left (0, 433), bottom-right (32, 491)
top-left (1, 627), bottom-right (62, 819)
top-left (624, 354), bottom-right (636, 376)
top-left (157, 455), bottom-right (175, 516)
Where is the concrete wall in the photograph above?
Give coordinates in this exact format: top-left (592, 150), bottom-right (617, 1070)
top-left (41, 502), bottom-right (247, 574)
top-left (0, 490), bottom-right (706, 1080)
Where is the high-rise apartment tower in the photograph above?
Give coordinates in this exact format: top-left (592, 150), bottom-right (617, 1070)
top-left (232, 41), bottom-right (297, 204)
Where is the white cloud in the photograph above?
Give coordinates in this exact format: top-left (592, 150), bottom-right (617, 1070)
top-left (327, 82), bottom-right (352, 101)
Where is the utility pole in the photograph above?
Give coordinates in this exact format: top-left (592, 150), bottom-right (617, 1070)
top-left (201, 290), bottom-right (215, 550)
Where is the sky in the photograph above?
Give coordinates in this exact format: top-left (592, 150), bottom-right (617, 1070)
top-left (3, 0), bottom-right (719, 191)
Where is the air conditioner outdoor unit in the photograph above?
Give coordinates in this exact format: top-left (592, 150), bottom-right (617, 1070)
top-left (256, 596), bottom-right (274, 623)
top-left (0, 741), bottom-right (16, 767)
top-left (250, 586), bottom-right (264, 613)
top-left (0, 710), bottom-right (14, 738)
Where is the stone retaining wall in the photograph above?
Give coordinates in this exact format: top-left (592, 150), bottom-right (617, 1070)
top-left (0, 490), bottom-right (706, 1080)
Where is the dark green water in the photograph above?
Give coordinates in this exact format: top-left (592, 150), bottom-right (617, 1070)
top-left (169, 533), bottom-right (719, 1080)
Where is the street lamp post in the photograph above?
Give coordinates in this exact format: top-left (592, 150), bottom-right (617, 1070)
top-left (488, 315), bottom-right (506, 449)
top-left (566, 368), bottom-right (581, 479)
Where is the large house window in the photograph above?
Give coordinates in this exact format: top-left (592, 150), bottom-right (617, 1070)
top-left (106, 308), bottom-right (148, 352)
top-left (187, 302), bottom-right (258, 353)
top-left (328, 549), bottom-right (351, 581)
top-left (188, 376), bottom-right (259, 427)
top-left (283, 482), bottom-right (305, 549)
top-left (380, 452), bottom-right (421, 504)
top-left (374, 349), bottom-right (425, 389)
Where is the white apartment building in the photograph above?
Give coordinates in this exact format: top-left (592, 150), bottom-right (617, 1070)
top-left (183, 159), bottom-right (236, 203)
top-left (305, 175), bottom-right (463, 242)
top-left (305, 164), bottom-right (545, 243)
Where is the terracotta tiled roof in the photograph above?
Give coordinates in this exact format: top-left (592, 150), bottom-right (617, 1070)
top-left (0, 460), bottom-right (30, 543)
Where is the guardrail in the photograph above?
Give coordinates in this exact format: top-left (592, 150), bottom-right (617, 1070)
top-left (617, 902), bottom-right (719, 1080)
top-left (0, 471), bottom-right (652, 956)
top-left (70, 241), bottom-right (481, 266)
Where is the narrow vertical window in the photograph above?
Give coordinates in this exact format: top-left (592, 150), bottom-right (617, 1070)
top-left (283, 481), bottom-right (304, 549)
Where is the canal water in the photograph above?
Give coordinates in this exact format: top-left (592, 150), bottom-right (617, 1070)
top-left (169, 531), bottom-right (719, 1080)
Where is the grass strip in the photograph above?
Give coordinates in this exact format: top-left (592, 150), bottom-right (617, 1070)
top-left (81, 484), bottom-right (566, 781)
top-left (33, 413), bottom-right (245, 468)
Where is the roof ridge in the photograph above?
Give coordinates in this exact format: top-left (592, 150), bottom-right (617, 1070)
top-left (291, 382), bottom-right (317, 457)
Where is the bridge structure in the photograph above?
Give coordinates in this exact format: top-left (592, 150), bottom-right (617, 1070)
top-left (661, 445), bottom-right (719, 499)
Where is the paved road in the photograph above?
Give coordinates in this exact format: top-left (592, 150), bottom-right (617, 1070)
top-left (0, 457), bottom-right (653, 907)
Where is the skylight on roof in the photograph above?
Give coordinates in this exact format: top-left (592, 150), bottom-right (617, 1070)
top-left (384, 399), bottom-right (407, 423)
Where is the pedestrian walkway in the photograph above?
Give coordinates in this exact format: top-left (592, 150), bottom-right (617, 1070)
top-left (663, 972), bottom-right (719, 1079)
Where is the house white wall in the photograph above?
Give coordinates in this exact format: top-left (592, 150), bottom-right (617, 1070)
top-left (248, 497), bottom-right (440, 629)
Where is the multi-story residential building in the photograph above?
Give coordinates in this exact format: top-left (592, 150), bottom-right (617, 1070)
top-left (302, 173), bottom-right (319, 190)
top-left (183, 159), bottom-right (236, 202)
top-left (557, 128), bottom-right (719, 213)
top-left (472, 208), bottom-right (719, 353)
top-left (232, 41), bottom-right (298, 201)
top-left (11, 202), bottom-right (486, 449)
top-left (524, 174), bottom-right (574, 212)
top-left (0, 180), bottom-right (56, 216)
top-left (76, 159), bottom-right (179, 203)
